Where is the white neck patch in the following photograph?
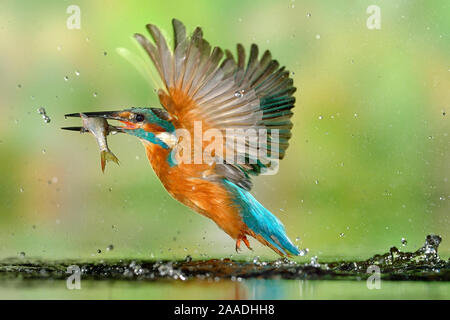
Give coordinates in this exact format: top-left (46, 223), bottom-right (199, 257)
top-left (156, 132), bottom-right (177, 148)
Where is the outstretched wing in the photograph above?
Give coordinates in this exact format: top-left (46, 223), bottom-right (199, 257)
top-left (134, 19), bottom-right (296, 190)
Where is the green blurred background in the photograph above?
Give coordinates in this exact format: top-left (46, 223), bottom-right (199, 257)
top-left (0, 0), bottom-right (448, 265)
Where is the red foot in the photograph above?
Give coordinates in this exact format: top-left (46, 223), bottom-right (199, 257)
top-left (235, 235), bottom-right (253, 253)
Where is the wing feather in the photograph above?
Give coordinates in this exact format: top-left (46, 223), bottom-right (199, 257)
top-left (135, 19), bottom-right (296, 189)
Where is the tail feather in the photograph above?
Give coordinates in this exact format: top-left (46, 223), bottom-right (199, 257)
top-left (100, 150), bottom-right (120, 172)
top-left (224, 180), bottom-right (300, 256)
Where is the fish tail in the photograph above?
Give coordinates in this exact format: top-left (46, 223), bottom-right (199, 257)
top-left (100, 150), bottom-right (119, 172)
top-left (224, 180), bottom-right (300, 257)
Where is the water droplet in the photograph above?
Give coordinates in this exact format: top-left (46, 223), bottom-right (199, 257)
top-left (234, 90), bottom-right (245, 98)
top-left (18, 252), bottom-right (26, 258)
top-left (97, 249), bottom-right (102, 254)
top-left (106, 244), bottom-right (114, 251)
top-left (295, 237), bottom-right (301, 242)
top-left (37, 107), bottom-right (51, 123)
top-left (93, 92), bottom-right (97, 97)
top-left (75, 71), bottom-right (80, 76)
top-left (314, 179), bottom-right (319, 185)
top-left (306, 13), bottom-right (311, 18)
top-left (64, 76), bottom-right (69, 81)
top-left (103, 51), bottom-right (107, 56)
top-left (252, 256), bottom-right (261, 264)
top-left (339, 232), bottom-right (345, 238)
top-left (401, 237), bottom-right (408, 246)
top-left (318, 115), bottom-right (323, 120)
top-left (17, 84), bottom-right (22, 88)
top-left (19, 187), bottom-right (24, 193)
top-left (185, 255), bottom-right (192, 262)
top-left (315, 34), bottom-right (321, 40)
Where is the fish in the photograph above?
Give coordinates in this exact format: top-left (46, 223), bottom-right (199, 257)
top-left (62, 113), bottom-right (123, 172)
top-left (78, 113), bottom-right (120, 172)
top-left (66, 113), bottom-right (120, 172)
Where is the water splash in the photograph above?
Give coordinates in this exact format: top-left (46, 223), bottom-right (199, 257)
top-left (0, 235), bottom-right (447, 282)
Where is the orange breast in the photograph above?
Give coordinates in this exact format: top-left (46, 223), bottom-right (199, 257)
top-left (143, 141), bottom-right (246, 239)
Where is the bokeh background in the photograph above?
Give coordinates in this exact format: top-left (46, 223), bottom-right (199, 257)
top-left (0, 0), bottom-right (448, 265)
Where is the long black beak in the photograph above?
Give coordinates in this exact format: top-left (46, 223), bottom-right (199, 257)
top-left (61, 126), bottom-right (88, 132)
top-left (64, 111), bottom-right (124, 120)
top-left (62, 111), bottom-right (127, 133)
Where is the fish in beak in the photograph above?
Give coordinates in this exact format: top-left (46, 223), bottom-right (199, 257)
top-left (62, 112), bottom-right (125, 172)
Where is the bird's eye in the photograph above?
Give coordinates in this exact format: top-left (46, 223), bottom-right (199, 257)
top-left (135, 114), bottom-right (145, 122)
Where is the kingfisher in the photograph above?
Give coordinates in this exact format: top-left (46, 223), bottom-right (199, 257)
top-left (64, 19), bottom-right (299, 256)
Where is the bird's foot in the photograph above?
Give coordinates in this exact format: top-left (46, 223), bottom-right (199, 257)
top-left (235, 242), bottom-right (241, 253)
top-left (242, 236), bottom-right (253, 251)
top-left (235, 235), bottom-right (252, 253)
top-left (235, 239), bottom-right (242, 253)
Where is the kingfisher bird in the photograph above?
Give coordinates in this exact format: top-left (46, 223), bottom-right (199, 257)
top-left (64, 19), bottom-right (299, 256)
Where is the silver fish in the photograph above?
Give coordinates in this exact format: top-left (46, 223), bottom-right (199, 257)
top-left (80, 113), bottom-right (119, 172)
